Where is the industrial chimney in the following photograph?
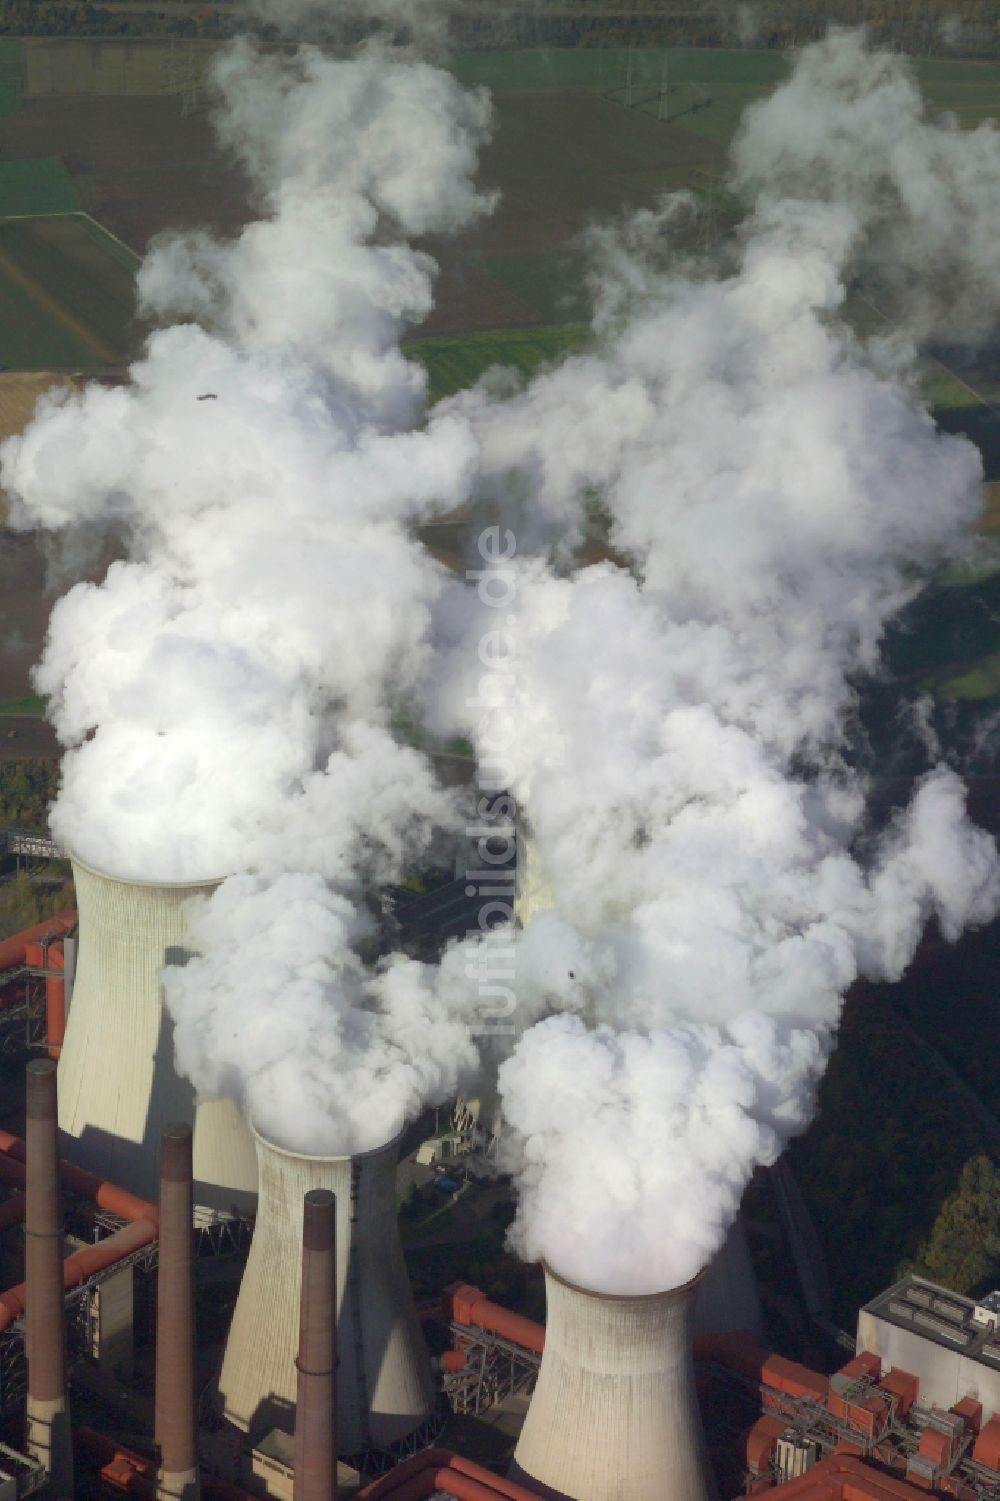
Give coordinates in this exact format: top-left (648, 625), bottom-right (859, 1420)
top-left (293, 1190), bottom-right (336, 1501)
top-left (218, 1130), bottom-right (434, 1455)
top-left (57, 856), bottom-right (258, 1217)
top-left (25, 1058), bottom-right (73, 1499)
top-left (512, 1265), bottom-right (715, 1501)
top-left (155, 1123), bottom-right (200, 1501)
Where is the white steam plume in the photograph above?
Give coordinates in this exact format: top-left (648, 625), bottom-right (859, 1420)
top-left (1, 40), bottom-right (494, 1154)
top-left (432, 30), bottom-right (1000, 1294)
top-left (166, 873), bottom-right (479, 1156)
top-left (731, 28), bottom-right (1000, 342)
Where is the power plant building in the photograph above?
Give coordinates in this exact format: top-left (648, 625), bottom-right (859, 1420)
top-left (857, 1276), bottom-right (1000, 1421)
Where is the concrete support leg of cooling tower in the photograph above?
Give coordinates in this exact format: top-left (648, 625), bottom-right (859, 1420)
top-left (25, 1058), bottom-right (73, 1499)
top-left (513, 1266), bottom-right (715, 1501)
top-left (155, 1123), bottom-right (201, 1501)
top-left (294, 1190), bottom-right (337, 1501)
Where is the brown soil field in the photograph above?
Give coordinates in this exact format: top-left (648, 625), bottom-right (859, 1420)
top-left (0, 94), bottom-right (250, 255)
top-left (0, 86), bottom-right (721, 333)
top-left (0, 531), bottom-right (59, 706)
top-left (426, 89), bottom-right (723, 332)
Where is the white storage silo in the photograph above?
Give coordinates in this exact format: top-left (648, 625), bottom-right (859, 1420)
top-left (57, 856), bottom-right (258, 1220)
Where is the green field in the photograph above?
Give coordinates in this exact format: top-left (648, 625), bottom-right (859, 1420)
top-left (407, 323), bottom-right (589, 403)
top-left (24, 37), bottom-right (219, 99)
top-left (0, 39), bottom-right (22, 116)
top-left (452, 46), bottom-right (1000, 155)
top-left (0, 157), bottom-right (77, 218)
top-left (0, 696), bottom-right (46, 718)
top-left (0, 212), bottom-right (138, 369)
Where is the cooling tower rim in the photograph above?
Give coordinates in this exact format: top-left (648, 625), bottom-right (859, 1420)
top-left (69, 851), bottom-right (225, 892)
top-left (251, 1121), bottom-right (405, 1166)
top-left (541, 1260), bottom-right (706, 1304)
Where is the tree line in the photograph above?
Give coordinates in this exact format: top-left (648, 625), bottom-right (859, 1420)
top-left (0, 4), bottom-right (229, 37)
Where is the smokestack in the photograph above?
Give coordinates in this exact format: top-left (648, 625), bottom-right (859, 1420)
top-left (58, 856), bottom-right (258, 1216)
top-left (293, 1190), bottom-right (336, 1501)
top-left (24, 1058), bottom-right (73, 1498)
top-left (218, 1131), bottom-right (433, 1454)
top-left (512, 1265), bottom-right (715, 1501)
top-left (155, 1123), bottom-right (200, 1501)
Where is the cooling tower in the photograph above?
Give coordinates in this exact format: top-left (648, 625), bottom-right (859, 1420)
top-left (57, 856), bottom-right (258, 1219)
top-left (217, 1130), bottom-right (434, 1454)
top-left (512, 1266), bottom-right (715, 1501)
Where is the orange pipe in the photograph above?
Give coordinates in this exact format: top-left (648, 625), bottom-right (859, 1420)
top-left (0, 1136), bottom-right (159, 1333)
top-left (45, 942), bottom-right (65, 1059)
top-left (0, 912), bottom-right (76, 974)
top-left (448, 1456), bottom-right (543, 1501)
top-left (444, 1285), bottom-right (545, 1355)
top-left (358, 1452), bottom-right (542, 1501)
top-left (0, 1133), bottom-right (158, 1226)
top-left (0, 1218), bottom-right (156, 1331)
top-left (359, 1450), bottom-right (454, 1501)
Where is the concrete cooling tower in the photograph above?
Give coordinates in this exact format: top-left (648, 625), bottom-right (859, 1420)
top-left (57, 856), bottom-right (258, 1221)
top-left (512, 1266), bottom-right (715, 1501)
top-left (217, 1129), bottom-right (435, 1455)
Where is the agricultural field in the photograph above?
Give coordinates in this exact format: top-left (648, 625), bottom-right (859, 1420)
top-left (407, 324), bottom-right (590, 403)
top-left (0, 212), bottom-right (137, 368)
top-left (454, 46), bottom-right (1000, 146)
top-left (23, 36), bottom-right (221, 99)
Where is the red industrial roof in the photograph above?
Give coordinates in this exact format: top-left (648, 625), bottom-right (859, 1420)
top-left (750, 1453), bottom-right (934, 1501)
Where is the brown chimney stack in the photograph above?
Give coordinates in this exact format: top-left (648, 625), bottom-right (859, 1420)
top-left (155, 1122), bottom-right (200, 1501)
top-left (293, 1189), bottom-right (337, 1501)
top-left (25, 1057), bottom-right (73, 1497)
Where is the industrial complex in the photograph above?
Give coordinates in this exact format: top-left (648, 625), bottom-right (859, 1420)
top-left (0, 853), bottom-right (986, 1501)
top-left (0, 10), bottom-right (995, 1501)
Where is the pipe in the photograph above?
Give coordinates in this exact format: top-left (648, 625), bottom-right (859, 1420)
top-left (357, 1452), bottom-right (542, 1501)
top-left (0, 913), bottom-right (76, 974)
top-left (293, 1190), bottom-right (336, 1501)
top-left (443, 1284), bottom-right (545, 1355)
top-left (45, 942), bottom-right (65, 1060)
top-left (0, 1130), bottom-right (159, 1224)
top-left (0, 1217), bottom-right (156, 1332)
top-left (155, 1124), bottom-right (199, 1501)
top-left (25, 1058), bottom-right (73, 1498)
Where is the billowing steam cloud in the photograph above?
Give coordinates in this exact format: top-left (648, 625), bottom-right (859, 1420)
top-left (732, 28), bottom-right (1000, 342)
top-left (1, 39), bottom-right (494, 1153)
top-left (166, 873), bottom-right (479, 1155)
top-left (432, 31), bottom-right (1000, 1293)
